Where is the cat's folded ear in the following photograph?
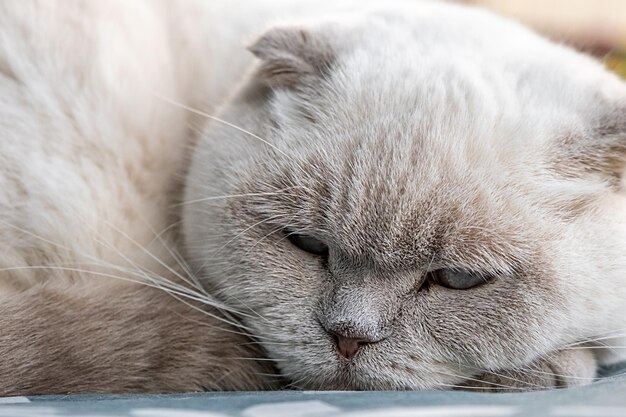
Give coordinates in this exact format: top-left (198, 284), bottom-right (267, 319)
top-left (593, 102), bottom-right (626, 184)
top-left (556, 99), bottom-right (626, 187)
top-left (248, 26), bottom-right (335, 89)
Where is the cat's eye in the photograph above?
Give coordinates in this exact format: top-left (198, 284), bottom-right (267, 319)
top-left (428, 269), bottom-right (492, 290)
top-left (287, 233), bottom-right (329, 257)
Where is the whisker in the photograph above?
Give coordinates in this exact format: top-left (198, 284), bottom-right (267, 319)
top-left (154, 94), bottom-right (292, 160)
top-left (175, 188), bottom-right (304, 208)
top-left (167, 306), bottom-right (281, 344)
top-left (134, 212), bottom-right (205, 294)
top-left (433, 369), bottom-right (530, 390)
top-left (143, 279), bottom-right (270, 337)
top-left (563, 345), bottom-right (626, 350)
top-left (435, 382), bottom-right (528, 391)
top-left (211, 213), bottom-right (289, 257)
top-left (455, 363), bottom-right (550, 389)
top-left (508, 362), bottom-right (599, 382)
top-left (94, 217), bottom-right (209, 300)
top-left (562, 332), bottom-right (626, 348)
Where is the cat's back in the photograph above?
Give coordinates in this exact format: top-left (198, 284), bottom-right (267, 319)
top-left (0, 0), bottom-right (410, 290)
top-left (0, 0), bottom-right (194, 289)
top-left (0, 3), bottom-right (284, 393)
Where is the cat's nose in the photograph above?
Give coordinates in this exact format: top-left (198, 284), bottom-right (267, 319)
top-left (323, 322), bottom-right (385, 360)
top-left (318, 280), bottom-right (397, 360)
top-left (328, 331), bottom-right (375, 360)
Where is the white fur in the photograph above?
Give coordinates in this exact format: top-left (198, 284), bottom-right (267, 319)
top-left (184, 1), bottom-right (626, 389)
top-left (1, 0), bottom-right (625, 391)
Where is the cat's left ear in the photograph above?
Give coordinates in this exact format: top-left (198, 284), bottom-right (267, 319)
top-left (557, 100), bottom-right (626, 187)
top-left (596, 102), bottom-right (626, 182)
top-left (248, 26), bottom-right (335, 89)
top-left (586, 101), bottom-right (626, 185)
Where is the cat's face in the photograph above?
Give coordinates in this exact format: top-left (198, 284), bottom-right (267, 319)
top-left (183, 3), bottom-right (626, 389)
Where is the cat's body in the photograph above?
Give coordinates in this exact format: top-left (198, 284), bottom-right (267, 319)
top-left (0, 0), bottom-right (624, 394)
top-left (0, 0), bottom-right (282, 394)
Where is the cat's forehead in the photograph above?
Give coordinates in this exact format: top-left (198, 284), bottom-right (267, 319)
top-left (260, 3), bottom-right (613, 167)
top-left (312, 5), bottom-right (608, 144)
top-left (242, 4), bottom-right (622, 270)
top-left (253, 117), bottom-right (542, 273)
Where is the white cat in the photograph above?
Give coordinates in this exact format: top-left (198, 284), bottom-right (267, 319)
top-left (183, 0), bottom-right (626, 390)
top-left (0, 0), bottom-right (624, 394)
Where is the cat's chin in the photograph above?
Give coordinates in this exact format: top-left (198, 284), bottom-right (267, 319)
top-left (261, 320), bottom-right (476, 390)
top-left (290, 347), bottom-right (599, 391)
top-left (279, 350), bottom-right (470, 391)
top-left (290, 368), bottom-right (465, 391)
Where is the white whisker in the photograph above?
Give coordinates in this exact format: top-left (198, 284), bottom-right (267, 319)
top-left (155, 94), bottom-right (292, 159)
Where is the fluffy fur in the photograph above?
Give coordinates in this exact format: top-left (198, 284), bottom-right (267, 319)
top-left (0, 0), bottom-right (276, 394)
top-left (0, 0), bottom-right (624, 394)
top-left (183, 1), bottom-right (626, 390)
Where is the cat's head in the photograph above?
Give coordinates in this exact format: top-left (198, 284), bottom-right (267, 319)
top-left (183, 3), bottom-right (626, 389)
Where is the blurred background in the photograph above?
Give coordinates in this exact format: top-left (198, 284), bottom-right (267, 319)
top-left (459, 0), bottom-right (626, 78)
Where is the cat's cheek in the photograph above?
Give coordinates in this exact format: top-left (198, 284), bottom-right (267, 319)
top-left (413, 281), bottom-right (559, 368)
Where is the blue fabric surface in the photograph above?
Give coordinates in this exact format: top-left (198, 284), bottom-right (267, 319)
top-left (0, 362), bottom-right (624, 417)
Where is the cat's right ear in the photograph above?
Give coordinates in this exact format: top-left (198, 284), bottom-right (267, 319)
top-left (248, 26), bottom-right (335, 89)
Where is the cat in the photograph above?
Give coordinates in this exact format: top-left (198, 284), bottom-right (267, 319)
top-left (0, 0), bottom-right (624, 395)
top-left (182, 1), bottom-right (626, 391)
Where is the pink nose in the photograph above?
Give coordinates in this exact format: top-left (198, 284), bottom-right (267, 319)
top-left (333, 334), bottom-right (368, 360)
